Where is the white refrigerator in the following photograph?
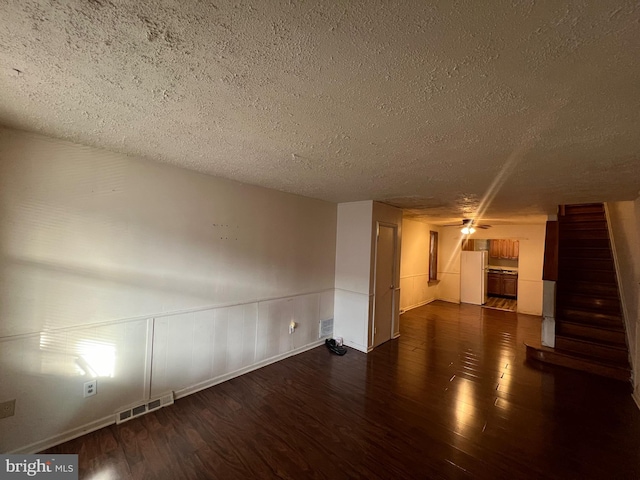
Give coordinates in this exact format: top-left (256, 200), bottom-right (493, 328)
top-left (460, 251), bottom-right (488, 305)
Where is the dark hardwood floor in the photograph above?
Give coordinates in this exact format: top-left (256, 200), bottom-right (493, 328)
top-left (45, 301), bottom-right (640, 479)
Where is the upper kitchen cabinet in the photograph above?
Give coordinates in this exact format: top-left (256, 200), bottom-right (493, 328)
top-left (511, 240), bottom-right (519, 259)
top-left (489, 239), bottom-right (519, 260)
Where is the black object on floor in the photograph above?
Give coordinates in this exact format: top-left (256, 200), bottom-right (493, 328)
top-left (325, 338), bottom-right (347, 356)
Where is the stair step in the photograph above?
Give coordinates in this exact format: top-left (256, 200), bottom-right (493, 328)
top-left (559, 238), bottom-right (610, 249)
top-left (556, 247), bottom-right (612, 259)
top-left (559, 229), bottom-right (610, 240)
top-left (556, 293), bottom-right (621, 312)
top-left (562, 204), bottom-right (605, 215)
top-left (526, 344), bottom-right (631, 384)
top-left (559, 220), bottom-right (608, 231)
top-left (557, 269), bottom-right (617, 284)
top-left (556, 308), bottom-right (624, 328)
top-left (559, 212), bottom-right (607, 223)
top-left (557, 281), bottom-right (619, 298)
top-left (558, 257), bottom-right (615, 272)
top-left (556, 321), bottom-right (627, 346)
top-left (555, 336), bottom-right (629, 365)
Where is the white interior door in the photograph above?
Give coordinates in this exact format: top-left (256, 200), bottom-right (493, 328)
top-left (373, 224), bottom-right (396, 348)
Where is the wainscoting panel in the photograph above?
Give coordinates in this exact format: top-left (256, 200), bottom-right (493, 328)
top-left (333, 289), bottom-right (369, 352)
top-left (0, 319), bottom-right (150, 453)
top-left (400, 274), bottom-right (437, 311)
top-left (151, 291), bottom-right (333, 398)
top-left (2, 290), bottom-right (333, 454)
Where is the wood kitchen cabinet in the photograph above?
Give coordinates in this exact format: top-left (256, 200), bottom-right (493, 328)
top-left (500, 240), bottom-right (509, 258)
top-left (511, 240), bottom-right (519, 259)
top-left (487, 273), bottom-right (501, 296)
top-left (489, 240), bottom-right (500, 258)
top-left (501, 276), bottom-right (518, 297)
top-left (489, 239), bottom-right (519, 260)
top-left (487, 272), bottom-right (518, 298)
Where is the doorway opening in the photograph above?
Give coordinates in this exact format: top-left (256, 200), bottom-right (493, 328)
top-left (462, 238), bottom-right (518, 312)
top-left (372, 223), bottom-right (397, 348)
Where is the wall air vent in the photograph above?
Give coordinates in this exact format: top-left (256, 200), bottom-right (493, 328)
top-left (116, 392), bottom-right (175, 424)
top-left (132, 405), bottom-right (146, 416)
top-left (319, 318), bottom-right (334, 338)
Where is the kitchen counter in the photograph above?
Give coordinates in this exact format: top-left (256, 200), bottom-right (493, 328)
top-left (488, 266), bottom-right (518, 275)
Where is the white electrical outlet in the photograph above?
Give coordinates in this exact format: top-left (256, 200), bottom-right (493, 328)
top-left (84, 380), bottom-right (97, 398)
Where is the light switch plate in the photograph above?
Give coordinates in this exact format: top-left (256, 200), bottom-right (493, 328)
top-left (0, 399), bottom-right (16, 419)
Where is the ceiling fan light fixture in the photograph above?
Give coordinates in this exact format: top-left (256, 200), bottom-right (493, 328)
top-left (461, 226), bottom-right (476, 235)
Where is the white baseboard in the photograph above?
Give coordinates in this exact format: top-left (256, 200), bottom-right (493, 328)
top-left (11, 415), bottom-right (115, 454)
top-left (174, 339), bottom-right (326, 399)
top-left (344, 340), bottom-right (367, 353)
top-left (517, 309), bottom-right (543, 317)
top-left (400, 298), bottom-right (436, 313)
top-left (437, 297), bottom-right (460, 304)
top-left (10, 339), bottom-right (328, 454)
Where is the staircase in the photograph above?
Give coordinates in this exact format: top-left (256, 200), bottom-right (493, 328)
top-left (527, 203), bottom-right (631, 384)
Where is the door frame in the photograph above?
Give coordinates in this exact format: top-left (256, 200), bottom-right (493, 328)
top-left (371, 221), bottom-right (398, 347)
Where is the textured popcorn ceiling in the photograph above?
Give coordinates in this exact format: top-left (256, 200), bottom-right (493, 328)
top-left (1, 1), bottom-right (639, 223)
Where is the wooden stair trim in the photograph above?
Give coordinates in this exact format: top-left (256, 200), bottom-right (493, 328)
top-left (558, 251), bottom-right (613, 260)
top-left (556, 308), bottom-right (623, 323)
top-left (556, 282), bottom-right (619, 297)
top-left (551, 202), bottom-right (632, 384)
top-left (525, 344), bottom-right (631, 383)
top-left (556, 318), bottom-right (625, 334)
top-left (558, 231), bottom-right (610, 240)
top-left (555, 334), bottom-right (628, 350)
top-left (557, 271), bottom-right (618, 284)
top-left (555, 301), bottom-right (622, 315)
top-left (554, 335), bottom-right (630, 366)
top-left (555, 322), bottom-right (627, 347)
top-left (559, 214), bottom-right (608, 223)
top-left (559, 223), bottom-right (608, 231)
top-left (555, 294), bottom-right (621, 309)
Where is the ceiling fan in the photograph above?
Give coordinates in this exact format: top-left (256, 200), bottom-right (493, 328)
top-left (444, 219), bottom-right (492, 234)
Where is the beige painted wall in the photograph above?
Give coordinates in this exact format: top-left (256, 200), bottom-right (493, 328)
top-left (437, 227), bottom-right (464, 304)
top-left (608, 200), bottom-right (640, 399)
top-left (0, 127), bottom-right (337, 452)
top-left (400, 218), bottom-right (440, 311)
top-left (635, 197), bottom-right (640, 400)
top-left (0, 129), bottom-right (337, 337)
top-left (334, 201), bottom-right (373, 295)
top-left (607, 201), bottom-right (639, 372)
top-left (334, 201), bottom-right (373, 352)
top-left (333, 201), bottom-right (402, 351)
top-left (438, 224), bottom-right (546, 315)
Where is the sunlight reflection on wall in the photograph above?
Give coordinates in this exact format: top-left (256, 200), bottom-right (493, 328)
top-left (76, 340), bottom-right (116, 378)
top-left (39, 332), bottom-right (116, 378)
